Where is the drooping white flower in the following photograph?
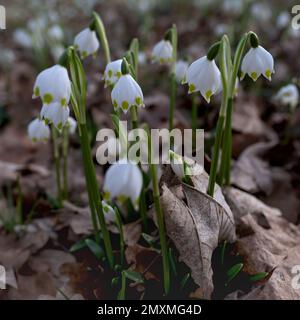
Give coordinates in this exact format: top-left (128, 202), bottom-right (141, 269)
top-left (28, 118), bottom-right (50, 142)
top-left (103, 59), bottom-right (122, 87)
top-left (241, 45), bottom-right (274, 81)
top-left (151, 40), bottom-right (173, 64)
top-left (66, 116), bottom-right (77, 134)
top-left (184, 56), bottom-right (221, 102)
top-left (111, 74), bottom-right (144, 113)
top-left (33, 64), bottom-right (71, 107)
top-left (74, 28), bottom-right (99, 59)
top-left (40, 102), bottom-right (70, 130)
top-left (275, 84), bottom-right (299, 110)
top-left (102, 200), bottom-right (116, 224)
top-left (103, 160), bottom-right (143, 209)
top-left (175, 60), bottom-right (188, 83)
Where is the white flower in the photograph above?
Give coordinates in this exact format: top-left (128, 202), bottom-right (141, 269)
top-left (151, 40), bottom-right (173, 64)
top-left (111, 74), bottom-right (144, 113)
top-left (33, 64), bottom-right (71, 106)
top-left (175, 60), bottom-right (188, 82)
top-left (184, 56), bottom-right (221, 102)
top-left (103, 160), bottom-right (143, 209)
top-left (40, 102), bottom-right (70, 130)
top-left (74, 28), bottom-right (99, 59)
top-left (103, 59), bottom-right (122, 87)
top-left (275, 84), bottom-right (299, 110)
top-left (241, 45), bottom-right (274, 81)
top-left (48, 25), bottom-right (64, 42)
top-left (66, 116), bottom-right (77, 134)
top-left (251, 3), bottom-right (272, 22)
top-left (276, 12), bottom-right (290, 29)
top-left (28, 118), bottom-right (50, 142)
top-left (13, 29), bottom-right (32, 48)
top-left (102, 200), bottom-right (116, 224)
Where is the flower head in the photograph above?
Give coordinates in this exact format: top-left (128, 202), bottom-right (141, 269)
top-left (103, 59), bottom-right (122, 87)
top-left (175, 60), bottom-right (188, 83)
top-left (241, 45), bottom-right (274, 81)
top-left (40, 102), bottom-right (70, 130)
top-left (33, 64), bottom-right (71, 107)
top-left (111, 74), bottom-right (144, 113)
top-left (102, 200), bottom-right (116, 224)
top-left (28, 118), bottom-right (50, 142)
top-left (151, 40), bottom-right (173, 64)
top-left (103, 160), bottom-right (143, 209)
top-left (184, 56), bottom-right (221, 102)
top-left (66, 116), bottom-right (77, 134)
top-left (275, 84), bottom-right (299, 110)
top-left (74, 28), bottom-right (99, 59)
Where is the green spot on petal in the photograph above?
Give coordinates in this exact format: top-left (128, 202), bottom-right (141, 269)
top-left (121, 101), bottom-right (129, 110)
top-left (57, 123), bottom-right (63, 130)
top-left (188, 83), bottom-right (196, 93)
top-left (43, 93), bottom-right (53, 104)
top-left (250, 72), bottom-right (258, 81)
top-left (103, 205), bottom-right (109, 213)
top-left (61, 98), bottom-right (67, 106)
top-left (205, 90), bottom-right (212, 102)
top-left (113, 100), bottom-right (118, 109)
top-left (265, 69), bottom-right (272, 80)
top-left (135, 96), bottom-right (142, 105)
top-left (103, 191), bottom-right (110, 201)
top-left (108, 70), bottom-right (113, 78)
top-left (116, 71), bottom-right (122, 78)
top-left (34, 87), bottom-right (40, 97)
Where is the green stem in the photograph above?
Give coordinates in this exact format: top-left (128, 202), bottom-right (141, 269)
top-left (92, 12), bottom-right (111, 64)
top-left (147, 127), bottom-right (170, 295)
top-left (79, 123), bottom-right (114, 268)
top-left (51, 126), bottom-right (62, 203)
top-left (130, 106), bottom-right (138, 130)
top-left (62, 126), bottom-right (69, 200)
top-left (191, 94), bottom-right (197, 150)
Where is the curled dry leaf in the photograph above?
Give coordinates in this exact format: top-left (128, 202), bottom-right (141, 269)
top-left (224, 187), bottom-right (300, 299)
top-left (231, 140), bottom-right (278, 195)
top-left (159, 169), bottom-right (236, 299)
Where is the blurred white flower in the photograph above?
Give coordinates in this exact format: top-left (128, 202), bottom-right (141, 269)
top-left (74, 28), bottom-right (99, 58)
top-left (48, 25), bottom-right (64, 41)
top-left (175, 60), bottom-right (188, 82)
top-left (251, 3), bottom-right (272, 22)
top-left (151, 40), bottom-right (173, 64)
top-left (33, 64), bottom-right (71, 106)
top-left (51, 45), bottom-right (65, 61)
top-left (276, 11), bottom-right (290, 29)
top-left (241, 45), bottom-right (274, 81)
top-left (222, 0), bottom-right (243, 14)
top-left (111, 74), bottom-right (144, 113)
top-left (138, 52), bottom-right (147, 65)
top-left (275, 84), bottom-right (299, 110)
top-left (66, 116), bottom-right (77, 134)
top-left (184, 56), bottom-right (221, 102)
top-left (103, 160), bottom-right (143, 209)
top-left (215, 23), bottom-right (228, 36)
top-left (13, 29), bottom-right (32, 48)
top-left (28, 118), bottom-right (50, 142)
top-left (40, 102), bottom-right (70, 130)
top-left (102, 200), bottom-right (116, 224)
top-left (103, 59), bottom-right (122, 87)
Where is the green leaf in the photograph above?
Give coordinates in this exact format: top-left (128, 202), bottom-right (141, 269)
top-left (226, 263), bottom-right (243, 285)
top-left (249, 272), bottom-right (269, 282)
top-left (124, 270), bottom-right (144, 284)
top-left (180, 273), bottom-right (190, 290)
top-left (221, 240), bottom-right (227, 265)
top-left (85, 238), bottom-right (105, 260)
top-left (69, 238), bottom-right (87, 253)
top-left (168, 248), bottom-right (177, 276)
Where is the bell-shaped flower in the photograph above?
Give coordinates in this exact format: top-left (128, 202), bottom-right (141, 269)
top-left (74, 28), bottom-right (99, 59)
top-left (102, 200), bottom-right (116, 224)
top-left (241, 46), bottom-right (274, 81)
top-left (28, 118), bottom-right (50, 142)
top-left (40, 102), bottom-right (70, 130)
top-left (111, 74), bottom-right (144, 113)
top-left (184, 56), bottom-right (221, 102)
top-left (175, 60), bottom-right (188, 83)
top-left (103, 160), bottom-right (143, 209)
top-left (103, 59), bottom-right (122, 87)
top-left (275, 84), bottom-right (299, 110)
top-left (33, 64), bottom-right (71, 107)
top-left (151, 40), bottom-right (173, 64)
top-left (66, 116), bottom-right (77, 134)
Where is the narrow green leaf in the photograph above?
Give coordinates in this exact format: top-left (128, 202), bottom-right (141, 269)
top-left (124, 270), bottom-right (144, 284)
top-left (168, 248), bottom-right (177, 276)
top-left (180, 273), bottom-right (190, 290)
top-left (226, 263), bottom-right (243, 285)
top-left (85, 238), bottom-right (105, 260)
top-left (221, 240), bottom-right (227, 265)
top-left (70, 238), bottom-right (87, 253)
top-left (249, 272), bottom-right (268, 282)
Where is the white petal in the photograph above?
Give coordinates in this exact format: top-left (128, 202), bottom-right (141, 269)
top-left (74, 28), bottom-right (99, 58)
